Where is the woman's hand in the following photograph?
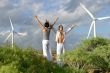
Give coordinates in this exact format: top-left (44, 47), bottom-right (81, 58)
top-left (34, 16), bottom-right (38, 19)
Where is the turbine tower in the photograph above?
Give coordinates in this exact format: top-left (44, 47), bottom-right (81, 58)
top-left (80, 3), bottom-right (110, 39)
top-left (4, 17), bottom-right (27, 48)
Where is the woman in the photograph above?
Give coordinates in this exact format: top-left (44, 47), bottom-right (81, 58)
top-left (34, 16), bottom-right (58, 61)
top-left (55, 24), bottom-right (76, 64)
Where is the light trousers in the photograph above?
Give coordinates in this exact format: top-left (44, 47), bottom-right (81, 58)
top-left (42, 40), bottom-right (52, 61)
top-left (57, 43), bottom-right (65, 64)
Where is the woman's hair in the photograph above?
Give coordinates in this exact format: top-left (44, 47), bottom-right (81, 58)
top-left (58, 25), bottom-right (64, 37)
top-left (44, 20), bottom-right (49, 27)
top-left (58, 25), bottom-right (63, 31)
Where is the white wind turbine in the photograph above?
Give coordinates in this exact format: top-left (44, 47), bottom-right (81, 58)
top-left (80, 3), bottom-right (110, 39)
top-left (4, 17), bottom-right (27, 48)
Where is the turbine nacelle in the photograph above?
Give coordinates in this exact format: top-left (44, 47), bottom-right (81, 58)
top-left (93, 18), bottom-right (97, 21)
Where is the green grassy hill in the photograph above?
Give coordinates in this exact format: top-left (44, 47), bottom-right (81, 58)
top-left (0, 37), bottom-right (110, 73)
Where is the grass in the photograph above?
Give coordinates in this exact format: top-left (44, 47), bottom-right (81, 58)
top-left (0, 45), bottom-right (68, 73)
top-left (0, 37), bottom-right (110, 73)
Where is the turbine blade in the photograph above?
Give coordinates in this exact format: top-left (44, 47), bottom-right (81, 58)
top-left (80, 3), bottom-right (94, 19)
top-left (0, 32), bottom-right (5, 35)
top-left (0, 31), bottom-right (10, 36)
top-left (97, 16), bottom-right (110, 20)
top-left (4, 33), bottom-right (12, 42)
top-left (87, 21), bottom-right (94, 39)
top-left (16, 32), bottom-right (27, 36)
top-left (9, 17), bottom-right (14, 30)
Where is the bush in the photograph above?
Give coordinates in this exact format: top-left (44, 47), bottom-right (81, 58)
top-left (62, 37), bottom-right (110, 73)
top-left (62, 48), bottom-right (89, 69)
top-left (92, 46), bottom-right (110, 71)
top-left (0, 64), bottom-right (21, 73)
top-left (0, 37), bottom-right (110, 73)
top-left (80, 37), bottom-right (110, 51)
top-left (0, 46), bottom-right (67, 73)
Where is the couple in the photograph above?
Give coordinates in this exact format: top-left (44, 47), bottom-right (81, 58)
top-left (34, 16), bottom-right (76, 64)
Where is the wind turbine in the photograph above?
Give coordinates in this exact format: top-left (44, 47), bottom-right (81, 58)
top-left (80, 3), bottom-right (110, 39)
top-left (4, 17), bottom-right (27, 48)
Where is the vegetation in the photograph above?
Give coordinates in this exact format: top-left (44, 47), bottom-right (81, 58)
top-left (62, 37), bottom-right (110, 73)
top-left (0, 37), bottom-right (110, 73)
top-left (0, 45), bottom-right (66, 73)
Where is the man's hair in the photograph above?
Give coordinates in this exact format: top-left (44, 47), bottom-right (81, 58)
top-left (44, 20), bottom-right (49, 27)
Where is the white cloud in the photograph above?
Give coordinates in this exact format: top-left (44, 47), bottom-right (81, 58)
top-left (32, 3), bottom-right (43, 14)
top-left (0, 0), bottom-right (9, 8)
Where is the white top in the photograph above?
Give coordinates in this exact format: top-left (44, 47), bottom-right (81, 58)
top-left (55, 31), bottom-right (65, 42)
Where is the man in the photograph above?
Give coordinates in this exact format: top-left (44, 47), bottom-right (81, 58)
top-left (34, 16), bottom-right (58, 61)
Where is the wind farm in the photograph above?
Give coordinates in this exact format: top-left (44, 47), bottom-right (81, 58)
top-left (0, 0), bottom-right (110, 73)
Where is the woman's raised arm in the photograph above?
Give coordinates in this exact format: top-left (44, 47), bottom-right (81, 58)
top-left (65, 24), bottom-right (77, 35)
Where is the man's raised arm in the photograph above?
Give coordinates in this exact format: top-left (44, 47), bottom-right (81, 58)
top-left (34, 16), bottom-right (45, 30)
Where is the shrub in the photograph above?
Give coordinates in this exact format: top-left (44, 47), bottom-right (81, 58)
top-left (0, 46), bottom-right (67, 73)
top-left (62, 37), bottom-right (110, 72)
top-left (80, 37), bottom-right (110, 51)
top-left (0, 37), bottom-right (110, 73)
top-left (0, 64), bottom-right (21, 73)
top-left (62, 48), bottom-right (89, 69)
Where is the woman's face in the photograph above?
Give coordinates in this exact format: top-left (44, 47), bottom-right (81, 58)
top-left (59, 26), bottom-right (63, 31)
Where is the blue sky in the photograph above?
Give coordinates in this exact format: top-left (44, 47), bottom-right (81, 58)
top-left (0, 0), bottom-right (110, 50)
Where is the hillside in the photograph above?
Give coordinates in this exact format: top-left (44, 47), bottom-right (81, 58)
top-left (0, 37), bottom-right (110, 73)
